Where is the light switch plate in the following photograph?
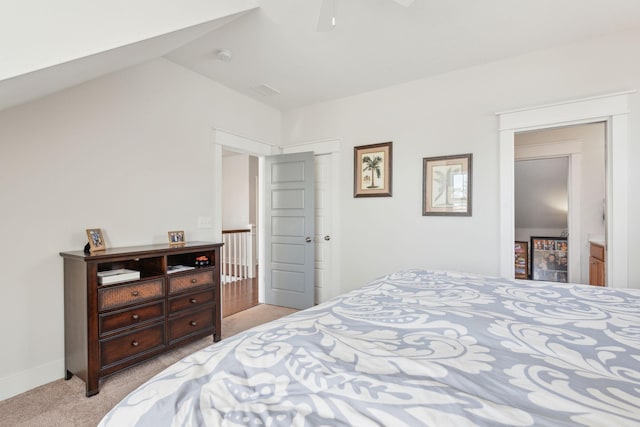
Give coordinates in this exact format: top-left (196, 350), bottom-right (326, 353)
top-left (197, 216), bottom-right (212, 229)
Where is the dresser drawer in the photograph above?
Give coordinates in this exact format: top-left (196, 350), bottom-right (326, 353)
top-left (99, 301), bottom-right (165, 336)
top-left (168, 270), bottom-right (214, 294)
top-left (168, 289), bottom-right (214, 314)
top-left (168, 306), bottom-right (214, 344)
top-left (100, 323), bottom-right (165, 368)
top-left (98, 279), bottom-right (164, 312)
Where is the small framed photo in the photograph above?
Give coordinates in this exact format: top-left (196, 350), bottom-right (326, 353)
top-left (354, 142), bottom-right (393, 198)
top-left (86, 228), bottom-right (106, 252)
top-left (168, 230), bottom-right (185, 246)
top-left (423, 153), bottom-right (472, 216)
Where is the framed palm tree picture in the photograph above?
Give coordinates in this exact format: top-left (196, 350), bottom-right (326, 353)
top-left (354, 142), bottom-right (393, 197)
top-left (423, 153), bottom-right (472, 216)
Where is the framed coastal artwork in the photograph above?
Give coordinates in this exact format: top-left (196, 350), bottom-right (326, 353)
top-left (423, 153), bottom-right (472, 216)
top-left (354, 142), bottom-right (392, 198)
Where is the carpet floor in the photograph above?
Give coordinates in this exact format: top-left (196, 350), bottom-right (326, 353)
top-left (0, 304), bottom-right (297, 427)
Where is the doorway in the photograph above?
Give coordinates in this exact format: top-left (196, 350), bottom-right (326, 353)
top-left (213, 129), bottom-right (342, 308)
top-left (514, 157), bottom-right (569, 280)
top-left (221, 150), bottom-right (259, 316)
top-left (514, 123), bottom-right (605, 284)
top-left (498, 91), bottom-right (631, 288)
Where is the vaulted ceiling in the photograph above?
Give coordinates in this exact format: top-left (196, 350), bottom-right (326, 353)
top-left (2, 0), bottom-right (640, 112)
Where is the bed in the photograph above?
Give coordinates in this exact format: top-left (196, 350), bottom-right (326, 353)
top-left (99, 270), bottom-right (640, 426)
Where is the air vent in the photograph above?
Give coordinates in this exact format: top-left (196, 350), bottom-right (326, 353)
top-left (252, 84), bottom-right (281, 97)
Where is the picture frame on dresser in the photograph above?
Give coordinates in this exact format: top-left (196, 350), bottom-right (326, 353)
top-left (86, 228), bottom-right (106, 252)
top-left (168, 230), bottom-right (185, 246)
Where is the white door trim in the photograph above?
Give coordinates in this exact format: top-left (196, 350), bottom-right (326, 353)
top-left (212, 128), bottom-right (280, 303)
top-left (498, 91), bottom-right (633, 288)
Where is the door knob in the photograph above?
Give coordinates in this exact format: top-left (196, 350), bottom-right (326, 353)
top-left (305, 237), bottom-right (312, 243)
top-left (324, 235), bottom-right (331, 241)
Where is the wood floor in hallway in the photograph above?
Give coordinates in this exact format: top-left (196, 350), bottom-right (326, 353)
top-left (222, 275), bottom-right (259, 318)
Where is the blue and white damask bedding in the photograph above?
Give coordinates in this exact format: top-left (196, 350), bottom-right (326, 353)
top-left (99, 270), bottom-right (640, 426)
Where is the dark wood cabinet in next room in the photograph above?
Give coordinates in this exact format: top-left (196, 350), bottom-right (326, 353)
top-left (589, 242), bottom-right (606, 286)
top-left (60, 241), bottom-right (223, 397)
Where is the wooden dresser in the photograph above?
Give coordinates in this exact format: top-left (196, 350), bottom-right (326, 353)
top-left (589, 242), bottom-right (606, 286)
top-left (60, 241), bottom-right (222, 397)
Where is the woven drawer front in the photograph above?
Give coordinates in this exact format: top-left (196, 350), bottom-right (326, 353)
top-left (169, 289), bottom-right (214, 314)
top-left (168, 270), bottom-right (214, 294)
top-left (98, 279), bottom-right (164, 312)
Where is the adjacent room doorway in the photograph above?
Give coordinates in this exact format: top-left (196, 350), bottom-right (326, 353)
top-left (498, 91), bottom-right (631, 288)
top-left (221, 150), bottom-right (259, 316)
top-left (213, 129), bottom-right (342, 310)
top-left (513, 122), bottom-right (606, 284)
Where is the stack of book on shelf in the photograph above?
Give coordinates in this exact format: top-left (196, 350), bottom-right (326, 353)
top-left (97, 269), bottom-right (140, 285)
top-left (167, 265), bottom-right (195, 274)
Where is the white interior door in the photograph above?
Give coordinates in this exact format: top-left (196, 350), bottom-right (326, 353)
top-left (264, 152), bottom-right (315, 309)
top-left (314, 153), bottom-right (333, 303)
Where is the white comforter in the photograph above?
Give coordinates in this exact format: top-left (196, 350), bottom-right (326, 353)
top-left (99, 270), bottom-right (640, 426)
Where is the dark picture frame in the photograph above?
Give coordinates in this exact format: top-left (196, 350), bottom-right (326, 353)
top-left (423, 153), bottom-right (472, 216)
top-left (86, 228), bottom-right (106, 252)
top-left (530, 236), bottom-right (568, 283)
top-left (168, 230), bottom-right (185, 246)
top-left (354, 142), bottom-right (393, 198)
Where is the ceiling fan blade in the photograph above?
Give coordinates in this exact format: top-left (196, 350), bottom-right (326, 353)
top-left (390, 0), bottom-right (415, 6)
top-left (317, 0), bottom-right (336, 32)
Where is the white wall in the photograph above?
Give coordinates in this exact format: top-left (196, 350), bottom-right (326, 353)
top-left (515, 229), bottom-right (566, 242)
top-left (0, 57), bottom-right (279, 399)
top-left (281, 28), bottom-right (640, 291)
top-left (222, 154), bottom-right (250, 228)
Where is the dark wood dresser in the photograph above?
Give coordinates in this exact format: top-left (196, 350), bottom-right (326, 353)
top-left (60, 241), bottom-right (223, 397)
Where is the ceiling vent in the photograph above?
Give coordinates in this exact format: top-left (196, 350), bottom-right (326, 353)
top-left (252, 84), bottom-right (281, 97)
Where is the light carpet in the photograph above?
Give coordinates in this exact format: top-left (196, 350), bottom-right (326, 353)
top-left (0, 304), bottom-right (297, 427)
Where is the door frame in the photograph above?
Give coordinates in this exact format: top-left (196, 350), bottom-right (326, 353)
top-left (514, 140), bottom-right (582, 283)
top-left (212, 128), bottom-right (279, 303)
top-left (498, 91), bottom-right (633, 288)
top-left (213, 129), bottom-right (342, 301)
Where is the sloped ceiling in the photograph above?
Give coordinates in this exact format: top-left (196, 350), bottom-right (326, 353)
top-left (2, 0), bottom-right (640, 112)
top-left (0, 0), bottom-right (258, 111)
top-left (166, 0), bottom-right (640, 110)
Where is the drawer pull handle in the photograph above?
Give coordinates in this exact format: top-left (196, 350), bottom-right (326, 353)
top-left (190, 321), bottom-right (197, 327)
top-left (190, 298), bottom-right (197, 304)
top-left (190, 279), bottom-right (197, 284)
top-left (131, 290), bottom-right (140, 297)
top-left (132, 314), bottom-right (140, 320)
top-left (131, 340), bottom-right (139, 347)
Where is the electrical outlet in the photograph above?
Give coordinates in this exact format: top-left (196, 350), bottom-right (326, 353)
top-left (197, 216), bottom-right (212, 229)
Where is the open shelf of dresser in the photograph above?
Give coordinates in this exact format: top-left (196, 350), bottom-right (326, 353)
top-left (60, 241), bottom-right (223, 397)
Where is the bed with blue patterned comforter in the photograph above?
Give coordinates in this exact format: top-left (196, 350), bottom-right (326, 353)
top-left (99, 270), bottom-right (640, 426)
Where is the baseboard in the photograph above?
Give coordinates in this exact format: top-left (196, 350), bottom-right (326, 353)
top-left (0, 358), bottom-right (64, 401)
